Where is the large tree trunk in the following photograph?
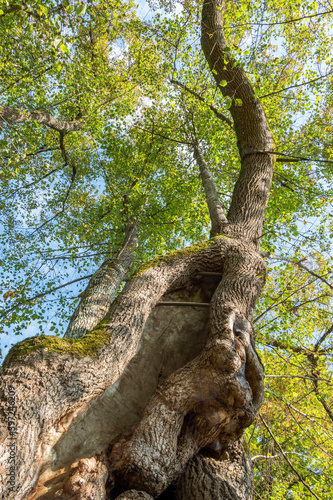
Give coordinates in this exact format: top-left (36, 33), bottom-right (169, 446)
top-left (0, 1), bottom-right (274, 498)
top-left (0, 236), bottom-right (265, 499)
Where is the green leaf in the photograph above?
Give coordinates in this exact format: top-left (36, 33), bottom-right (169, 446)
top-left (225, 96), bottom-right (232, 109)
top-left (75, 3), bottom-right (87, 16)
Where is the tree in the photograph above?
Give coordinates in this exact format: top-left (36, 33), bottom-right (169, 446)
top-left (1, 0), bottom-right (333, 498)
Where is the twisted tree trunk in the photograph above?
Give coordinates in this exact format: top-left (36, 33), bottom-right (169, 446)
top-left (0, 1), bottom-right (274, 498)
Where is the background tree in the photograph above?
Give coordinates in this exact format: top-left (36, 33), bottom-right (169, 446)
top-left (0, 0), bottom-right (333, 499)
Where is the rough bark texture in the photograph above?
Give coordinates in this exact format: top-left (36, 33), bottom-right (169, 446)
top-left (175, 439), bottom-right (254, 500)
top-left (64, 224), bottom-right (138, 339)
top-left (115, 491), bottom-right (154, 500)
top-left (110, 239), bottom-right (265, 496)
top-left (52, 456), bottom-right (108, 500)
top-left (201, 0), bottom-right (274, 245)
top-left (1, 237), bottom-right (259, 499)
top-left (193, 145), bottom-right (228, 234)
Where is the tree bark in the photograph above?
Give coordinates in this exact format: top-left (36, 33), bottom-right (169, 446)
top-left (201, 0), bottom-right (274, 245)
top-left (193, 145), bottom-right (228, 234)
top-left (175, 439), bottom-right (254, 500)
top-left (110, 239), bottom-right (265, 496)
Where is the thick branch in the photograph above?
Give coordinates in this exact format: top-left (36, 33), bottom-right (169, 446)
top-left (0, 104), bottom-right (86, 132)
top-left (201, 0), bottom-right (275, 244)
top-left (64, 223), bottom-right (139, 339)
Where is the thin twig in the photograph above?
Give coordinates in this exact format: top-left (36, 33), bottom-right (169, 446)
top-left (1, 274), bottom-right (93, 318)
top-left (260, 72), bottom-right (333, 99)
top-left (171, 78), bottom-right (234, 128)
top-left (259, 415), bottom-right (321, 500)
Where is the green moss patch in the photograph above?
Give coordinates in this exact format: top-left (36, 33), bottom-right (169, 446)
top-left (132, 235), bottom-right (227, 278)
top-left (3, 317), bottom-right (111, 367)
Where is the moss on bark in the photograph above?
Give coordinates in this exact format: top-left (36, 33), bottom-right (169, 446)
top-left (3, 316), bottom-right (111, 367)
top-left (132, 235), bottom-right (227, 279)
top-left (3, 236), bottom-right (229, 367)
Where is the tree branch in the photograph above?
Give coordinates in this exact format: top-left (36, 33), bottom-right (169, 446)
top-left (260, 72), bottom-right (333, 99)
top-left (193, 143), bottom-right (228, 233)
top-left (0, 274), bottom-right (94, 319)
top-left (258, 338), bottom-right (312, 355)
top-left (64, 222), bottom-right (139, 339)
top-left (259, 415), bottom-right (321, 500)
top-left (8, 166), bottom-right (62, 195)
top-left (314, 324), bottom-right (333, 352)
top-left (0, 104), bottom-right (86, 133)
top-left (308, 353), bottom-right (333, 422)
top-left (0, 2), bottom-right (65, 19)
top-left (171, 78), bottom-right (234, 128)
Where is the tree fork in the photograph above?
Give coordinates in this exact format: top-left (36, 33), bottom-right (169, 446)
top-left (0, 0), bottom-right (276, 498)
